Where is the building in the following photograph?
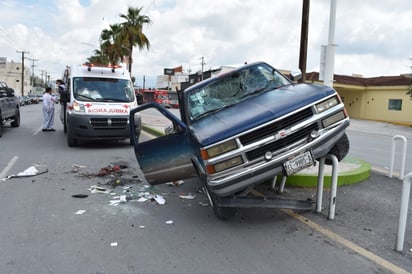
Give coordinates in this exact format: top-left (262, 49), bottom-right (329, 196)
top-left (306, 72), bottom-right (412, 126)
top-left (0, 60), bottom-right (31, 96)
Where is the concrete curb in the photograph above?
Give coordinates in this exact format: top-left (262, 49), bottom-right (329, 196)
top-left (285, 157), bottom-right (371, 187)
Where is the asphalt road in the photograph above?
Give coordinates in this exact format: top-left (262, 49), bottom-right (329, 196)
top-left (0, 104), bottom-right (411, 274)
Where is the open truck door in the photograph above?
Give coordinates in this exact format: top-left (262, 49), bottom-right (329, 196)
top-left (130, 102), bottom-right (197, 184)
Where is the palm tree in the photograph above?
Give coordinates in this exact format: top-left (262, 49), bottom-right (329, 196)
top-left (100, 24), bottom-right (123, 66)
top-left (118, 6), bottom-right (152, 74)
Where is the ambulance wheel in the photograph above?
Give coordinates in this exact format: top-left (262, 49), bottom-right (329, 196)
top-left (67, 127), bottom-right (77, 147)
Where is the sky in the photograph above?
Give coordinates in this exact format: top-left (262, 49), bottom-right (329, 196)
top-left (0, 0), bottom-right (411, 88)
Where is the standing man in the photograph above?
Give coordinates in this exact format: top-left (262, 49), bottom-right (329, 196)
top-left (42, 87), bottom-right (55, 132)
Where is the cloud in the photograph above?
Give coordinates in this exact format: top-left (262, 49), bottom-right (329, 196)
top-left (0, 0), bottom-right (411, 87)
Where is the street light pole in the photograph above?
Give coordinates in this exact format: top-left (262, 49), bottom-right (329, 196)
top-left (16, 50), bottom-right (30, 96)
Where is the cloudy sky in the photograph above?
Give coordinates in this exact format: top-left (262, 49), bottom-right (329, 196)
top-left (0, 0), bottom-right (411, 87)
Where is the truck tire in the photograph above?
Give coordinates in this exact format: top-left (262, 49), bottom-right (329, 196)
top-left (10, 109), bottom-right (20, 127)
top-left (326, 133), bottom-right (350, 164)
top-left (0, 114), bottom-right (3, 138)
top-left (203, 183), bottom-right (236, 220)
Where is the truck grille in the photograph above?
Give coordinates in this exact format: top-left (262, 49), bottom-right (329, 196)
top-left (245, 123), bottom-right (318, 161)
top-left (90, 118), bottom-right (128, 130)
top-left (239, 107), bottom-right (313, 145)
top-left (236, 107), bottom-right (317, 161)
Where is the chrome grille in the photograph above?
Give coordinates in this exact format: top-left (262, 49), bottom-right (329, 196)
top-left (239, 107), bottom-right (313, 145)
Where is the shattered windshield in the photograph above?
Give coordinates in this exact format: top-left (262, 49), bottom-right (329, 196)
top-left (187, 64), bottom-right (291, 121)
top-left (73, 77), bottom-right (135, 102)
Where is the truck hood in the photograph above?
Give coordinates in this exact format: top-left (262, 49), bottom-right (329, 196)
top-left (190, 83), bottom-right (335, 146)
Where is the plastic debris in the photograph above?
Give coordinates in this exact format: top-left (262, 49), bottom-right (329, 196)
top-left (75, 210), bottom-right (86, 215)
top-left (154, 195), bottom-right (166, 205)
top-left (72, 194), bottom-right (88, 198)
top-left (198, 201), bottom-right (210, 207)
top-left (179, 193), bottom-right (196, 200)
top-left (165, 220), bottom-right (174, 225)
top-left (89, 185), bottom-right (112, 194)
top-left (3, 166), bottom-right (48, 180)
top-left (166, 180), bottom-right (184, 186)
top-left (110, 242), bottom-right (118, 247)
top-left (139, 225), bottom-right (145, 229)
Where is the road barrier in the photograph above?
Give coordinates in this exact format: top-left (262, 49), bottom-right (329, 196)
top-left (389, 135), bottom-right (407, 180)
top-left (316, 154), bottom-right (338, 220)
top-left (396, 172), bottom-right (412, 252)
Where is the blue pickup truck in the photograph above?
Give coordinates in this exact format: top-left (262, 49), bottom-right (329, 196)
top-left (130, 61), bottom-right (350, 219)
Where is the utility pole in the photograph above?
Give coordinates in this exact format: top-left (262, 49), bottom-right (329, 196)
top-left (25, 57), bottom-right (39, 88)
top-left (298, 0), bottom-right (310, 83)
top-left (16, 50), bottom-right (30, 96)
top-left (200, 57), bottom-right (206, 81)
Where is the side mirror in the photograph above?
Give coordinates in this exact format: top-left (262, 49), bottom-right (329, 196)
top-left (164, 123), bottom-right (174, 135)
top-left (7, 88), bottom-right (15, 97)
top-left (290, 69), bottom-right (302, 82)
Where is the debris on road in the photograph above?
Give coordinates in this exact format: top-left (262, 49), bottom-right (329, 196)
top-left (179, 193), bottom-right (196, 200)
top-left (2, 166), bottom-right (48, 181)
top-left (75, 210), bottom-right (86, 215)
top-left (72, 194), bottom-right (88, 198)
top-left (166, 180), bottom-right (184, 186)
top-left (89, 185), bottom-right (112, 194)
top-left (165, 220), bottom-right (174, 225)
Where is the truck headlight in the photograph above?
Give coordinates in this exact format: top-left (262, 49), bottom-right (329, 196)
top-left (201, 139), bottom-right (237, 159)
top-left (315, 96), bottom-right (339, 113)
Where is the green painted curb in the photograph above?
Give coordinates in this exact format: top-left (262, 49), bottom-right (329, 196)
top-left (284, 157), bottom-right (371, 187)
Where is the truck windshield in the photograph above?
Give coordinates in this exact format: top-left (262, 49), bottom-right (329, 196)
top-left (187, 64), bottom-right (291, 122)
top-left (73, 77), bottom-right (135, 103)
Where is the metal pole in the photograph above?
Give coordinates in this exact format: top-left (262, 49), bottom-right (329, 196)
top-left (298, 0), bottom-right (310, 83)
top-left (324, 0), bottom-right (337, 87)
top-left (396, 172), bottom-right (412, 251)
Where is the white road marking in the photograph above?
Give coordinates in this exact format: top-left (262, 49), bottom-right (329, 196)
top-left (0, 156), bottom-right (19, 180)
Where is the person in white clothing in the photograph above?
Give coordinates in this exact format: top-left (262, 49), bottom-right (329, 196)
top-left (42, 87), bottom-right (55, 132)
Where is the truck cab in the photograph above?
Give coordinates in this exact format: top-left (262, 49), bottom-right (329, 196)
top-left (60, 64), bottom-right (141, 146)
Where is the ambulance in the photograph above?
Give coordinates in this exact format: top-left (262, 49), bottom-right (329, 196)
top-left (59, 63), bottom-right (141, 147)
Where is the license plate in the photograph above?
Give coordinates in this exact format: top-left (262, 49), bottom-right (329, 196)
top-left (283, 151), bottom-right (314, 176)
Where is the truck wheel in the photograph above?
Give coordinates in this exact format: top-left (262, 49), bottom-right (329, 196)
top-left (203, 184), bottom-right (236, 220)
top-left (326, 133), bottom-right (350, 164)
top-left (0, 115), bottom-right (3, 138)
top-left (10, 109), bottom-right (20, 127)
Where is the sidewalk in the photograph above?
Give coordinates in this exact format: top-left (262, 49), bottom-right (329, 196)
top-left (347, 118), bottom-right (412, 139)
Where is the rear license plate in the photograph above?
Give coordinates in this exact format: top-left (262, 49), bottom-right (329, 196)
top-left (283, 151), bottom-right (314, 176)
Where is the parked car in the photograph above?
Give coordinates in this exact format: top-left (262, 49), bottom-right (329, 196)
top-left (17, 96), bottom-right (25, 106)
top-left (130, 61), bottom-right (350, 220)
top-left (28, 94), bottom-right (39, 104)
top-left (22, 96), bottom-right (31, 105)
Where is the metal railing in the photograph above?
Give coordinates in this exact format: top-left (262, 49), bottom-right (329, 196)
top-left (389, 135), bottom-right (407, 180)
top-left (316, 154), bottom-right (339, 220)
top-left (396, 172), bottom-right (412, 252)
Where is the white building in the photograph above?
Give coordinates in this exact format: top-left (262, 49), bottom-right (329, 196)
top-left (0, 59), bottom-right (31, 96)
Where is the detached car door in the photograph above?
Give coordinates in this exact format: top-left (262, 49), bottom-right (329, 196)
top-left (130, 103), bottom-right (198, 184)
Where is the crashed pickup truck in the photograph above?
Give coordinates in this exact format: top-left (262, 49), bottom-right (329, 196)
top-left (130, 61), bottom-right (350, 219)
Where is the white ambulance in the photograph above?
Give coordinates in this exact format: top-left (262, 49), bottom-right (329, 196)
top-left (59, 63), bottom-right (141, 147)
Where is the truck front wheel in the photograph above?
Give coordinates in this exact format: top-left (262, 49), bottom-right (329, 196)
top-left (10, 109), bottom-right (20, 127)
top-left (67, 127), bottom-right (77, 147)
top-left (203, 183), bottom-right (236, 220)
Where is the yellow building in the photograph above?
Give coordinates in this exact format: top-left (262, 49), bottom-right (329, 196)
top-left (306, 72), bottom-right (412, 126)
